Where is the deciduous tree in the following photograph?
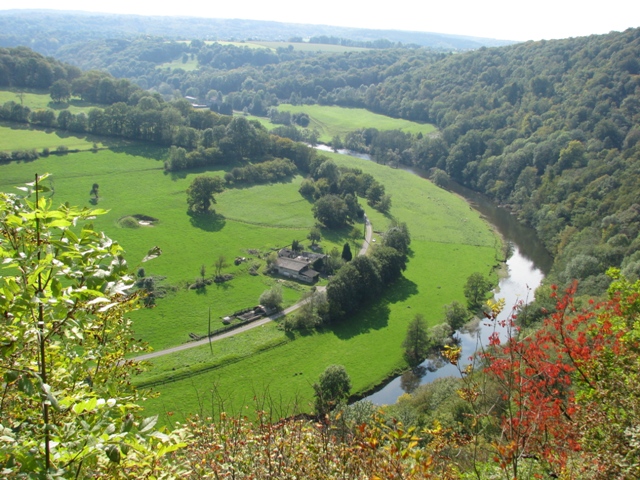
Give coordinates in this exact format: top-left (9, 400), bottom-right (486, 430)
top-left (444, 300), bottom-right (468, 331)
top-left (464, 272), bottom-right (492, 310)
top-left (186, 175), bottom-right (225, 213)
top-left (259, 284), bottom-right (283, 311)
top-left (0, 175), bottom-right (185, 477)
top-left (49, 79), bottom-right (72, 103)
top-left (313, 365), bottom-right (351, 416)
top-left (402, 314), bottom-right (431, 365)
top-left (313, 194), bottom-right (349, 228)
top-left (307, 226), bottom-right (322, 247)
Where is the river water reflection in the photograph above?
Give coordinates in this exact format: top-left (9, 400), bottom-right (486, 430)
top-left (318, 146), bottom-right (553, 405)
top-left (365, 244), bottom-right (547, 405)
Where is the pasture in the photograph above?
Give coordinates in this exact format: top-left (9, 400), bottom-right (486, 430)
top-left (138, 151), bottom-right (500, 423)
top-left (157, 56), bottom-right (200, 71)
top-left (0, 127), bottom-right (499, 424)
top-left (0, 146), bottom-right (348, 350)
top-left (251, 104), bottom-right (437, 143)
top-left (0, 89), bottom-right (100, 114)
top-left (253, 41), bottom-right (369, 53)
top-left (0, 123), bottom-right (105, 152)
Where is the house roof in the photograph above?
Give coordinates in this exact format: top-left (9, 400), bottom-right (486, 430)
top-left (301, 268), bottom-right (320, 279)
top-left (279, 248), bottom-right (326, 261)
top-left (275, 257), bottom-right (309, 272)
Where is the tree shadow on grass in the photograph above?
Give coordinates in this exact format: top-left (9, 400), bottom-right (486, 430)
top-left (188, 211), bottom-right (226, 232)
top-left (214, 281), bottom-right (233, 292)
top-left (318, 224), bottom-right (353, 246)
top-left (164, 164), bottom-right (221, 181)
top-left (284, 326), bottom-right (316, 341)
top-left (329, 276), bottom-right (419, 340)
top-left (107, 143), bottom-right (167, 160)
top-left (194, 285), bottom-right (208, 295)
top-left (330, 301), bottom-right (391, 340)
top-left (382, 276), bottom-right (419, 305)
top-left (227, 175), bottom-right (296, 191)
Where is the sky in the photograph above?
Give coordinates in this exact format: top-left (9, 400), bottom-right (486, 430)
top-left (1, 1), bottom-right (638, 42)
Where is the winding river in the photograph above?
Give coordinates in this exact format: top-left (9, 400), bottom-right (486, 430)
top-left (367, 164), bottom-right (553, 404)
top-left (317, 146), bottom-right (554, 405)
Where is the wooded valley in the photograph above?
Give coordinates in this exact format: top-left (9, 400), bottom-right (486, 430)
top-left (1, 12), bottom-right (640, 477)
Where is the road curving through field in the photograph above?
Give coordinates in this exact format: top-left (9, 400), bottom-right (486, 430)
top-left (133, 213), bottom-right (373, 361)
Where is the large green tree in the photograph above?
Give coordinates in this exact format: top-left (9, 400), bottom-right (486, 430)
top-left (402, 314), bottom-right (431, 365)
top-left (312, 194), bottom-right (349, 228)
top-left (0, 175), bottom-right (185, 477)
top-left (444, 300), bottom-right (468, 331)
top-left (186, 175), bottom-right (225, 213)
top-left (464, 272), bottom-right (492, 310)
top-left (49, 79), bottom-right (72, 103)
top-left (313, 365), bottom-right (351, 416)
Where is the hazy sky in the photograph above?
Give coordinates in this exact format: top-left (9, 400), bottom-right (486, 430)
top-left (1, 1), bottom-right (638, 42)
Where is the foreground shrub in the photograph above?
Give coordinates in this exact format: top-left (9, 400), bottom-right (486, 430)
top-left (183, 410), bottom-right (466, 479)
top-left (0, 175), bottom-right (187, 477)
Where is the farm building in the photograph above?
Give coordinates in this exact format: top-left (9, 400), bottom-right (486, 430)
top-left (273, 248), bottom-right (326, 283)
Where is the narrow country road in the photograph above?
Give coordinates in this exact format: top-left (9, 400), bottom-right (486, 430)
top-left (133, 214), bottom-right (374, 361)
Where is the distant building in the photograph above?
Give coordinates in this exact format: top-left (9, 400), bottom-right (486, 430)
top-left (184, 96), bottom-right (208, 109)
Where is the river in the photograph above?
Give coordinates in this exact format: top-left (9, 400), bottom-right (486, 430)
top-left (317, 145), bottom-right (553, 405)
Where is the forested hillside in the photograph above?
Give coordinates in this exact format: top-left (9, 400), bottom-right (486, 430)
top-left (143, 28), bottom-right (640, 307)
top-left (0, 10), bottom-right (511, 56)
top-left (164, 28), bottom-right (639, 306)
top-left (363, 29), bottom-right (640, 307)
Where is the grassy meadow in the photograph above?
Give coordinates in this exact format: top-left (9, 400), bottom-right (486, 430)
top-left (250, 104), bottom-right (437, 143)
top-left (0, 145), bottom-right (348, 349)
top-left (0, 120), bottom-right (499, 425)
top-left (0, 89), bottom-right (115, 153)
top-left (139, 152), bottom-right (500, 423)
top-left (0, 123), bottom-right (108, 152)
top-left (188, 40), bottom-right (368, 53)
top-left (0, 89), bottom-right (100, 115)
top-left (157, 57), bottom-right (200, 71)
top-left (253, 41), bottom-right (369, 53)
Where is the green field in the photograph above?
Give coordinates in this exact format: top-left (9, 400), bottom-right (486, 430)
top-left (0, 124), bottom-right (499, 425)
top-left (0, 146), bottom-right (350, 349)
top-left (253, 41), bottom-right (369, 53)
top-left (157, 57), bottom-right (200, 71)
top-left (0, 124), bottom-right (108, 152)
top-left (0, 89), bottom-right (100, 115)
top-left (181, 40), bottom-right (368, 53)
top-left (251, 104), bottom-right (437, 143)
top-left (138, 151), bottom-right (500, 423)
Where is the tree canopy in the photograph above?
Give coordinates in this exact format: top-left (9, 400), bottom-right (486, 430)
top-left (402, 314), bottom-right (431, 366)
top-left (313, 364), bottom-right (351, 416)
top-left (186, 175), bottom-right (225, 213)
